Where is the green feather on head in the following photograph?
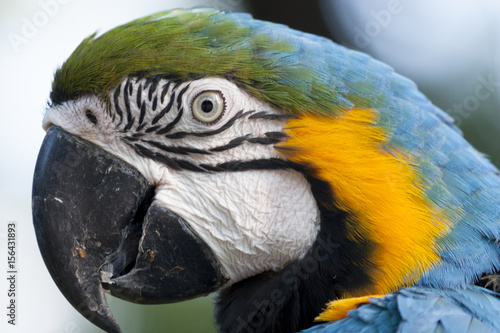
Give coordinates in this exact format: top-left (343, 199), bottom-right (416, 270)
top-left (50, 8), bottom-right (355, 115)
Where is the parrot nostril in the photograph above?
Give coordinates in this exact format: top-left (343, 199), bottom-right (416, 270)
top-left (85, 109), bottom-right (98, 125)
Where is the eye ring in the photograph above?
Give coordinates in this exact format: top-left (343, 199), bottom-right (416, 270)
top-left (191, 90), bottom-right (226, 124)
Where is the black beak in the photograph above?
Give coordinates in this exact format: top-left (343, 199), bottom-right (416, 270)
top-left (32, 127), bottom-right (228, 333)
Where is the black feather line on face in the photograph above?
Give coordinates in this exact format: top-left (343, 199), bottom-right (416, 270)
top-left (128, 80), bottom-right (133, 95)
top-left (145, 125), bottom-right (161, 133)
top-left (144, 140), bottom-right (211, 156)
top-left (264, 131), bottom-right (290, 139)
top-left (136, 83), bottom-right (143, 109)
top-left (210, 135), bottom-right (251, 152)
top-left (248, 111), bottom-right (298, 121)
top-left (143, 75), bottom-right (156, 89)
top-left (152, 95), bottom-right (158, 111)
top-left (247, 137), bottom-right (282, 145)
top-left (160, 82), bottom-right (171, 104)
top-left (157, 107), bottom-right (183, 135)
top-left (200, 158), bottom-right (300, 172)
top-left (165, 110), bottom-right (252, 139)
top-left (136, 121), bottom-right (147, 132)
top-left (148, 77), bottom-right (160, 101)
top-left (138, 101), bottom-right (146, 126)
top-left (176, 83), bottom-right (191, 109)
top-left (113, 83), bottom-right (123, 125)
top-left (131, 132), bottom-right (145, 138)
top-left (123, 79), bottom-right (134, 129)
top-left (132, 143), bottom-right (207, 172)
top-left (123, 117), bottom-right (135, 131)
top-left (153, 91), bottom-right (176, 125)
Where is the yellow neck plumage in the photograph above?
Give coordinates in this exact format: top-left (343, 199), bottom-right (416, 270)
top-left (279, 109), bottom-right (449, 300)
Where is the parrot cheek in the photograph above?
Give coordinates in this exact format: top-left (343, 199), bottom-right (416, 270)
top-left (152, 170), bottom-right (321, 284)
top-left (32, 126), bottom-right (228, 333)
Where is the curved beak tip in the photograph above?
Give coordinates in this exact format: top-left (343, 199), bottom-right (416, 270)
top-left (32, 127), bottom-right (152, 332)
top-left (88, 308), bottom-right (122, 333)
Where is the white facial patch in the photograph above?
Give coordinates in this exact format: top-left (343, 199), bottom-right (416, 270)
top-left (155, 169), bottom-right (320, 283)
top-left (43, 77), bottom-right (320, 285)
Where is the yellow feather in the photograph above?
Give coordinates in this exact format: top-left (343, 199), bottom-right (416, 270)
top-left (279, 109), bottom-right (449, 297)
top-left (315, 295), bottom-right (383, 322)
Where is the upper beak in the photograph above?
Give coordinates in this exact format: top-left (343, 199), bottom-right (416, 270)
top-left (32, 126), bottom-right (228, 333)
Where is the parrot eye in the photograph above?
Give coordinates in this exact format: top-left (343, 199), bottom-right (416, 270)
top-left (191, 90), bottom-right (226, 124)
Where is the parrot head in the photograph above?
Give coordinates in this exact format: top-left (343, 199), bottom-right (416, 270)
top-left (32, 7), bottom-right (500, 333)
top-left (34, 9), bottom-right (330, 332)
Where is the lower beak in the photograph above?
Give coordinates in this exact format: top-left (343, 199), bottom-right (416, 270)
top-left (32, 127), bottom-right (227, 333)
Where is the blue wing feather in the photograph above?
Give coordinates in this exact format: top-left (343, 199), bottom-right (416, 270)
top-left (302, 287), bottom-right (500, 333)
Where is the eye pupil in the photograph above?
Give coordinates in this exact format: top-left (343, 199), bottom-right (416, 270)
top-left (191, 90), bottom-right (225, 124)
top-left (201, 100), bottom-right (213, 113)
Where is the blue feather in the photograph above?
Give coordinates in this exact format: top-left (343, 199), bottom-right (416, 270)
top-left (303, 287), bottom-right (500, 333)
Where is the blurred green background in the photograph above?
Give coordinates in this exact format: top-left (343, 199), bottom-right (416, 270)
top-left (0, 0), bottom-right (498, 332)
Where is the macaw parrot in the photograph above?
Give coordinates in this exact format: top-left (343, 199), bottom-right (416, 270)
top-left (32, 8), bottom-right (500, 333)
